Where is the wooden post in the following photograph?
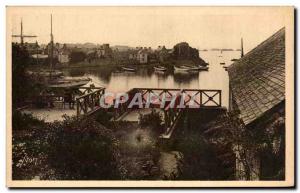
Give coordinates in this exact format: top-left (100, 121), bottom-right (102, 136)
top-left (200, 91), bottom-right (203, 107)
top-left (219, 90), bottom-right (222, 107)
top-left (76, 98), bottom-right (80, 117)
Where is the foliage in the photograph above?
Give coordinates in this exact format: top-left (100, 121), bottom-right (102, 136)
top-left (172, 111), bottom-right (234, 180)
top-left (70, 51), bottom-right (87, 63)
top-left (12, 110), bottom-right (54, 180)
top-left (12, 44), bottom-right (31, 108)
top-left (12, 44), bottom-right (46, 108)
top-left (47, 116), bottom-right (121, 180)
top-left (94, 109), bottom-right (113, 127)
top-left (204, 110), bottom-right (285, 180)
top-left (12, 113), bottom-right (121, 180)
top-left (111, 121), bottom-right (160, 180)
top-left (138, 109), bottom-right (163, 133)
top-left (12, 110), bottom-right (45, 131)
top-left (178, 132), bottom-right (232, 180)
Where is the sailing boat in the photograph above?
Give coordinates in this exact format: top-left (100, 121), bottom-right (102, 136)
top-left (47, 15), bottom-right (90, 89)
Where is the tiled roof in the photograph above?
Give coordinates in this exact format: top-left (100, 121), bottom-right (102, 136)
top-left (228, 28), bottom-right (285, 125)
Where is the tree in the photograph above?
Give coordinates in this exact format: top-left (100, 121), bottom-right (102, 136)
top-left (48, 116), bottom-right (121, 180)
top-left (12, 44), bottom-right (45, 108)
top-left (12, 44), bottom-right (31, 108)
top-left (204, 110), bottom-right (285, 180)
top-left (70, 51), bottom-right (87, 63)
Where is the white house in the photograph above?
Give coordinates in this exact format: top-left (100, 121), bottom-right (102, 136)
top-left (58, 52), bottom-right (69, 64)
top-left (137, 49), bottom-right (148, 64)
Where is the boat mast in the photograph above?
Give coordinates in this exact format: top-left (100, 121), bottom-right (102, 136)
top-left (241, 38), bottom-right (244, 58)
top-left (50, 14), bottom-right (54, 79)
top-left (36, 40), bottom-right (39, 65)
top-left (20, 18), bottom-right (23, 45)
top-left (12, 18), bottom-right (37, 46)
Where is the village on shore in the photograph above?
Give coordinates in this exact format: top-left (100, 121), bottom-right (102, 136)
top-left (18, 39), bottom-right (241, 68)
top-left (10, 14), bottom-right (286, 182)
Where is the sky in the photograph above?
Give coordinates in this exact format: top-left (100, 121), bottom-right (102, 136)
top-left (7, 6), bottom-right (291, 53)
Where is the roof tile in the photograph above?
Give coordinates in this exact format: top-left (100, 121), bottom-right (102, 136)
top-left (228, 28), bottom-right (285, 125)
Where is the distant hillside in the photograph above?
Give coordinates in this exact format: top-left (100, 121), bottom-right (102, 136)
top-left (211, 48), bottom-right (235, 51)
top-left (111, 45), bottom-right (133, 52)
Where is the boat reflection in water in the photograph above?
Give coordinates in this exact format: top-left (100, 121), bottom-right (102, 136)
top-left (48, 77), bottom-right (91, 89)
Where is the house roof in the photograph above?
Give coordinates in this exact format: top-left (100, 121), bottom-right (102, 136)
top-left (128, 49), bottom-right (138, 54)
top-left (138, 49), bottom-right (148, 54)
top-left (228, 27), bottom-right (285, 125)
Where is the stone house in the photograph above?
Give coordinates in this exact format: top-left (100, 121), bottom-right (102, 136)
top-left (96, 43), bottom-right (112, 58)
top-left (156, 45), bottom-right (170, 62)
top-left (227, 28), bottom-right (285, 180)
top-left (128, 49), bottom-right (138, 61)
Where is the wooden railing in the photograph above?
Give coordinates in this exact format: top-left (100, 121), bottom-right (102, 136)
top-left (76, 87), bottom-right (105, 116)
top-left (133, 88), bottom-right (222, 108)
top-left (163, 93), bottom-right (183, 136)
top-left (132, 88), bottom-right (222, 137)
top-left (34, 95), bottom-right (65, 108)
top-left (75, 87), bottom-right (222, 125)
top-left (112, 88), bottom-right (140, 120)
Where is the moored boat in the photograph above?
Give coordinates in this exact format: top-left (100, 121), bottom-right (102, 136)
top-left (198, 65), bottom-right (209, 71)
top-left (154, 66), bottom-right (167, 71)
top-left (174, 65), bottom-right (208, 72)
top-left (183, 64), bottom-right (209, 71)
top-left (48, 77), bottom-right (90, 89)
top-left (174, 65), bottom-right (190, 71)
top-left (122, 66), bottom-right (136, 72)
top-left (27, 70), bottom-right (63, 77)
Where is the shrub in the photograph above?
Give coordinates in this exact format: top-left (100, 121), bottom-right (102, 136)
top-left (138, 109), bottom-right (163, 134)
top-left (12, 110), bottom-right (44, 131)
top-left (48, 116), bottom-right (121, 180)
top-left (70, 51), bottom-right (87, 63)
top-left (12, 113), bottom-right (121, 180)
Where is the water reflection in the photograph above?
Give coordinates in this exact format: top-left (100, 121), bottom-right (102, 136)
top-left (62, 51), bottom-right (241, 108)
top-left (173, 71), bottom-right (199, 84)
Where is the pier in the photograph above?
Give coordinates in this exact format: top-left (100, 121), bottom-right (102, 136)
top-left (22, 86), bottom-right (223, 139)
top-left (76, 87), bottom-right (223, 138)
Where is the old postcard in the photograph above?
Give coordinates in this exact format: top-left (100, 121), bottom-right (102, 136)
top-left (6, 6), bottom-right (294, 187)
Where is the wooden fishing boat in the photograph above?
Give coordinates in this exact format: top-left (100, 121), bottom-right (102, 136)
top-left (174, 65), bottom-right (190, 71)
top-left (122, 66), bottom-right (136, 72)
top-left (48, 78), bottom-right (90, 89)
top-left (198, 65), bottom-right (209, 71)
top-left (184, 64), bottom-right (209, 71)
top-left (27, 70), bottom-right (63, 77)
top-left (174, 65), bottom-right (208, 72)
top-left (154, 66), bottom-right (167, 71)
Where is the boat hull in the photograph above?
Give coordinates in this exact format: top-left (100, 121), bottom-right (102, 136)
top-left (122, 67), bottom-right (136, 72)
top-left (48, 77), bottom-right (90, 89)
top-left (154, 66), bottom-right (167, 71)
top-left (174, 65), bottom-right (208, 71)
